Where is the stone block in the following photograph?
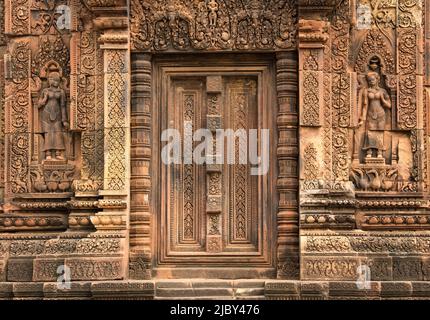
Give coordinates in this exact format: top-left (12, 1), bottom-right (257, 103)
top-left (92, 281), bottom-right (154, 300)
top-left (393, 257), bottom-right (422, 281)
top-left (33, 258), bottom-right (65, 282)
top-left (7, 258), bottom-right (33, 282)
top-left (300, 281), bottom-right (328, 299)
top-left (265, 280), bottom-right (300, 299)
top-left (368, 257), bottom-right (392, 281)
top-left (0, 283), bottom-right (13, 299)
top-left (328, 281), bottom-right (380, 297)
top-left (381, 282), bottom-right (412, 298)
top-left (43, 282), bottom-right (92, 300)
top-left (65, 257), bottom-right (125, 281)
top-left (12, 283), bottom-right (44, 299)
top-left (412, 282), bottom-right (430, 298)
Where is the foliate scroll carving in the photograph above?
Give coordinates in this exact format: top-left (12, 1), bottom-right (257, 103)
top-left (6, 41), bottom-right (31, 195)
top-left (73, 30), bottom-right (104, 190)
top-left (131, 0), bottom-right (298, 52)
top-left (303, 257), bottom-right (359, 280)
top-left (6, 0), bottom-right (30, 34)
top-left (304, 234), bottom-right (430, 254)
top-left (332, 73), bottom-right (351, 181)
top-left (330, 1), bottom-right (351, 183)
top-left (397, 0), bottom-right (422, 28)
top-left (398, 28), bottom-right (418, 130)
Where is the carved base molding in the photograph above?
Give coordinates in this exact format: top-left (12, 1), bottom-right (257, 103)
top-left (1, 280), bottom-right (430, 300)
top-left (0, 0), bottom-right (430, 298)
top-left (301, 232), bottom-right (430, 282)
top-left (0, 233), bottom-right (126, 283)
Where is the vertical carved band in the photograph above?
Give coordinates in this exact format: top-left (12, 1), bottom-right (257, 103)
top-left (71, 31), bottom-right (104, 190)
top-left (331, 2), bottom-right (351, 185)
top-left (300, 49), bottom-right (323, 127)
top-left (129, 53), bottom-right (152, 279)
top-left (276, 52), bottom-right (299, 279)
top-left (5, 0), bottom-right (30, 35)
top-left (0, 0), bottom-right (5, 200)
top-left (104, 50), bottom-right (128, 192)
top-left (206, 76), bottom-right (223, 253)
top-left (5, 40), bottom-right (31, 196)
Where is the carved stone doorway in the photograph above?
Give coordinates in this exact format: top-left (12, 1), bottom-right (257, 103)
top-left (152, 54), bottom-right (277, 279)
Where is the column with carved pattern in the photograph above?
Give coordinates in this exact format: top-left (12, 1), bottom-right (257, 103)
top-left (276, 52), bottom-right (300, 279)
top-left (129, 53), bottom-right (152, 279)
top-left (93, 30), bottom-right (130, 235)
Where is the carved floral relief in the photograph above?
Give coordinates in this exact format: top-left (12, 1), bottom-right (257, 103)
top-left (131, 0), bottom-right (298, 51)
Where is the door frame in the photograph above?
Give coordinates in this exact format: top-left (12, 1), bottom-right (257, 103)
top-left (151, 53), bottom-right (278, 279)
top-left (129, 51), bottom-right (299, 280)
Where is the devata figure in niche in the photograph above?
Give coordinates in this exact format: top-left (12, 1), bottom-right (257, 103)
top-left (358, 71), bottom-right (391, 159)
top-left (38, 72), bottom-right (69, 161)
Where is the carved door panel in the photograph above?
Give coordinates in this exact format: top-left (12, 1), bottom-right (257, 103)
top-left (155, 58), bottom-right (276, 277)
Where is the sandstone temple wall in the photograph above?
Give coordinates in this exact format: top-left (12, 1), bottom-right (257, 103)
top-left (0, 0), bottom-right (429, 300)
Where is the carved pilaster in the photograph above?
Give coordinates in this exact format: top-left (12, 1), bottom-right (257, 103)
top-left (92, 29), bottom-right (129, 233)
top-left (131, 0), bottom-right (298, 52)
top-left (129, 53), bottom-right (152, 279)
top-left (0, 0), bottom-right (5, 203)
top-left (298, 19), bottom-right (328, 192)
top-left (276, 52), bottom-right (299, 279)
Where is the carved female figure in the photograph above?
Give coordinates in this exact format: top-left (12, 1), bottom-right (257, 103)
top-left (38, 72), bottom-right (69, 161)
top-left (358, 71), bottom-right (391, 158)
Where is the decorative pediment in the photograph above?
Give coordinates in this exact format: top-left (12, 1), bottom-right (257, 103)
top-left (130, 0), bottom-right (298, 52)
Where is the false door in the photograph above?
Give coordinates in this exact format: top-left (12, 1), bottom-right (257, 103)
top-left (154, 56), bottom-right (276, 278)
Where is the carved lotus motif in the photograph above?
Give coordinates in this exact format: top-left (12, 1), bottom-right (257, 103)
top-left (394, 217), bottom-right (404, 224)
top-left (306, 216), bottom-right (316, 224)
top-left (381, 217), bottom-right (392, 224)
top-left (368, 216), bottom-right (379, 225)
top-left (38, 218), bottom-right (48, 227)
top-left (406, 217), bottom-right (416, 224)
top-left (26, 219), bottom-right (36, 227)
top-left (418, 217), bottom-right (428, 224)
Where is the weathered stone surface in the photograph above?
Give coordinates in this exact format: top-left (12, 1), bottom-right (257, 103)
top-left (43, 282), bottom-right (92, 300)
top-left (65, 257), bottom-right (125, 281)
top-left (381, 282), bottom-right (413, 298)
top-left (91, 281), bottom-right (154, 300)
top-left (0, 0), bottom-right (429, 301)
top-left (393, 257), bottom-right (423, 281)
top-left (328, 282), bottom-right (380, 297)
top-left (33, 258), bottom-right (64, 282)
top-left (12, 283), bottom-right (44, 299)
top-left (7, 259), bottom-right (33, 282)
